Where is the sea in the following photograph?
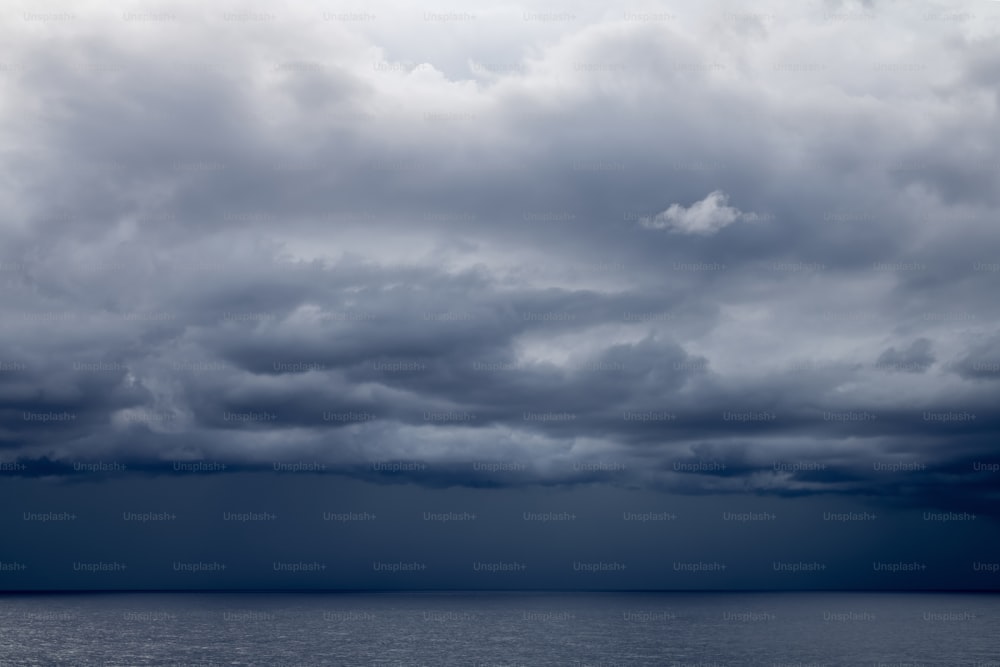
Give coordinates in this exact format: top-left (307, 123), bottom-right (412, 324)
top-left (0, 591), bottom-right (997, 666)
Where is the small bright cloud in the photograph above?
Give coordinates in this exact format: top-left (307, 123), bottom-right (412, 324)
top-left (640, 190), bottom-right (744, 235)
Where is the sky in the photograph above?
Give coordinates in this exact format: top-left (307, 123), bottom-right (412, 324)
top-left (1, 0), bottom-right (999, 590)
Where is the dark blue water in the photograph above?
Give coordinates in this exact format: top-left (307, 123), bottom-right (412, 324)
top-left (0, 592), bottom-right (997, 666)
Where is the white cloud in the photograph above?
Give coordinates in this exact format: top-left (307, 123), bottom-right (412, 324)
top-left (640, 190), bottom-right (744, 235)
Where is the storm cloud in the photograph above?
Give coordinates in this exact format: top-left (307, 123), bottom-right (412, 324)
top-left (1, 0), bottom-right (999, 526)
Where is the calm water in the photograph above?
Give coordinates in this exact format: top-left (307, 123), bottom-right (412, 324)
top-left (0, 592), bottom-right (997, 666)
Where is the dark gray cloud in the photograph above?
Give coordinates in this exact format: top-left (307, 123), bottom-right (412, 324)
top-left (1, 0), bottom-right (999, 527)
top-left (875, 338), bottom-right (935, 373)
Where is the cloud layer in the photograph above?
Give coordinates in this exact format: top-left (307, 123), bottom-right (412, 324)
top-left (1, 0), bottom-right (999, 517)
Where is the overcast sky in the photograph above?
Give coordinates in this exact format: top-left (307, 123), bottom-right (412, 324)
top-left (2, 0), bottom-right (999, 589)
